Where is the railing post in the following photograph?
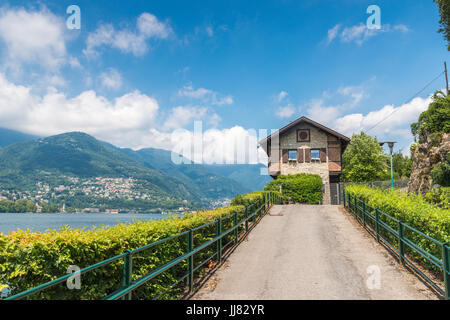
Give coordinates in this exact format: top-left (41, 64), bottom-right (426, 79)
top-left (362, 200), bottom-right (366, 228)
top-left (442, 243), bottom-right (450, 300)
top-left (265, 194), bottom-right (268, 214)
top-left (122, 249), bottom-right (132, 300)
top-left (354, 196), bottom-right (357, 217)
top-left (398, 221), bottom-right (405, 264)
top-left (252, 204), bottom-right (256, 224)
top-left (245, 207), bottom-right (248, 232)
top-left (187, 229), bottom-right (194, 292)
top-left (216, 219), bottom-right (222, 264)
top-left (234, 211), bottom-right (238, 244)
top-left (262, 195), bottom-right (265, 216)
top-left (343, 189), bottom-right (346, 208)
top-left (375, 208), bottom-right (380, 242)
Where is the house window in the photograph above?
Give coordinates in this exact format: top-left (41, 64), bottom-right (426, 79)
top-left (311, 149), bottom-right (320, 161)
top-left (288, 150), bottom-right (297, 161)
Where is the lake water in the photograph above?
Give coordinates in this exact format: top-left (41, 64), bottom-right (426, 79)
top-left (0, 212), bottom-right (173, 234)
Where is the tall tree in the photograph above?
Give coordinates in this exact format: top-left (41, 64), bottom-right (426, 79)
top-left (342, 132), bottom-right (387, 182)
top-left (435, 0), bottom-right (450, 50)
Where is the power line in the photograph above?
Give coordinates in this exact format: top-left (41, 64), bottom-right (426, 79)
top-left (365, 70), bottom-right (445, 134)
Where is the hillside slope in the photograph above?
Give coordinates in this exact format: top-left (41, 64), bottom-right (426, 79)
top-left (0, 132), bottom-right (252, 210)
top-left (0, 127), bottom-right (38, 147)
top-left (121, 147), bottom-right (250, 200)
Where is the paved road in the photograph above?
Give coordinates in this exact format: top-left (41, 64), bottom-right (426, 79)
top-left (193, 205), bottom-right (436, 300)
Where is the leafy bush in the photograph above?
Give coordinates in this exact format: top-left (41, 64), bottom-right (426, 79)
top-left (345, 185), bottom-right (450, 270)
top-left (264, 174), bottom-right (322, 204)
top-left (0, 190), bottom-right (277, 300)
top-left (431, 152), bottom-right (450, 187)
top-left (425, 187), bottom-right (450, 209)
top-left (429, 132), bottom-right (443, 147)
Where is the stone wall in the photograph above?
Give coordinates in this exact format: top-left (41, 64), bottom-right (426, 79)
top-left (276, 123), bottom-right (331, 204)
top-left (408, 132), bottom-right (450, 193)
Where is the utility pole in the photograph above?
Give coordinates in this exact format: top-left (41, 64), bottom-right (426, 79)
top-left (445, 61), bottom-right (449, 96)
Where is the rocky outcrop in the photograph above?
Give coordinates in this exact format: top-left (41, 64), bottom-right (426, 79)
top-left (408, 133), bottom-right (450, 193)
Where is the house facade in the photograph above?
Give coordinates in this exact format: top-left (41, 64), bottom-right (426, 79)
top-left (259, 116), bottom-right (350, 204)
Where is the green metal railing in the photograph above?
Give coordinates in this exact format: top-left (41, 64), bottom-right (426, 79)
top-left (5, 192), bottom-right (281, 300)
top-left (343, 189), bottom-right (450, 300)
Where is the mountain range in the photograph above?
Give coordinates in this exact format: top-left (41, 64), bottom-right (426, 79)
top-left (0, 128), bottom-right (270, 211)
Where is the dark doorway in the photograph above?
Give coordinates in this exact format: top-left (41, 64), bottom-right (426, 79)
top-left (329, 182), bottom-right (340, 205)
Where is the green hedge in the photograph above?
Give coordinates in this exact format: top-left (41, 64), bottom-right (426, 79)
top-left (345, 185), bottom-right (450, 270)
top-left (0, 191), bottom-right (278, 300)
top-left (263, 174), bottom-right (322, 204)
top-left (231, 190), bottom-right (274, 207)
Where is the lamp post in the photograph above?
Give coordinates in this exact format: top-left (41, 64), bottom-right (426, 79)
top-left (379, 141), bottom-right (396, 190)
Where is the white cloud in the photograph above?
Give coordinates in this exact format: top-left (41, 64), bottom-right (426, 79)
top-left (326, 23), bottom-right (409, 45)
top-left (326, 24), bottom-right (341, 44)
top-left (100, 68), bottom-right (123, 90)
top-left (0, 72), bottom-right (263, 165)
top-left (334, 96), bottom-right (432, 138)
top-left (393, 24), bottom-right (409, 33)
top-left (172, 126), bottom-right (266, 165)
top-left (0, 73), bottom-right (158, 139)
top-left (137, 12), bottom-right (171, 38)
top-left (208, 113), bottom-right (221, 127)
top-left (276, 105), bottom-right (296, 119)
top-left (336, 85), bottom-right (365, 107)
top-left (340, 23), bottom-right (371, 44)
top-left (163, 106), bottom-right (207, 130)
top-left (277, 91), bottom-right (288, 102)
top-left (84, 12), bottom-right (172, 57)
top-left (302, 82), bottom-right (430, 143)
top-left (179, 85), bottom-right (212, 99)
top-left (304, 85), bottom-right (367, 124)
top-left (307, 102), bottom-right (340, 125)
top-left (178, 84), bottom-right (233, 106)
top-left (0, 7), bottom-right (68, 72)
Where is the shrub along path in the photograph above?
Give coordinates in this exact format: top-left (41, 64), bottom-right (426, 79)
top-left (192, 205), bottom-right (436, 300)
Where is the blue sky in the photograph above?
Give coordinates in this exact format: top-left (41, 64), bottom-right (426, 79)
top-left (0, 0), bottom-right (448, 163)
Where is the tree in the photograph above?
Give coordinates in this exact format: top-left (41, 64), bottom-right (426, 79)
top-left (14, 199), bottom-right (29, 213)
top-left (342, 132), bottom-right (387, 182)
top-left (391, 151), bottom-right (413, 179)
top-left (435, 0), bottom-right (450, 50)
top-left (0, 200), bottom-right (15, 213)
top-left (41, 203), bottom-right (60, 213)
top-left (26, 200), bottom-right (37, 213)
top-left (13, 199), bottom-right (37, 213)
top-left (411, 91), bottom-right (450, 141)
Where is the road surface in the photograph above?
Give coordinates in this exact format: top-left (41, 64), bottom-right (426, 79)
top-left (193, 205), bottom-right (437, 300)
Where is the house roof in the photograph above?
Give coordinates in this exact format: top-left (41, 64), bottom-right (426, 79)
top-left (259, 116), bottom-right (351, 145)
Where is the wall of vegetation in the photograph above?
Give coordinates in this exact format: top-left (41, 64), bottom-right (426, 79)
top-left (264, 173), bottom-right (322, 204)
top-left (0, 190), bottom-right (278, 300)
top-left (345, 185), bottom-right (450, 270)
